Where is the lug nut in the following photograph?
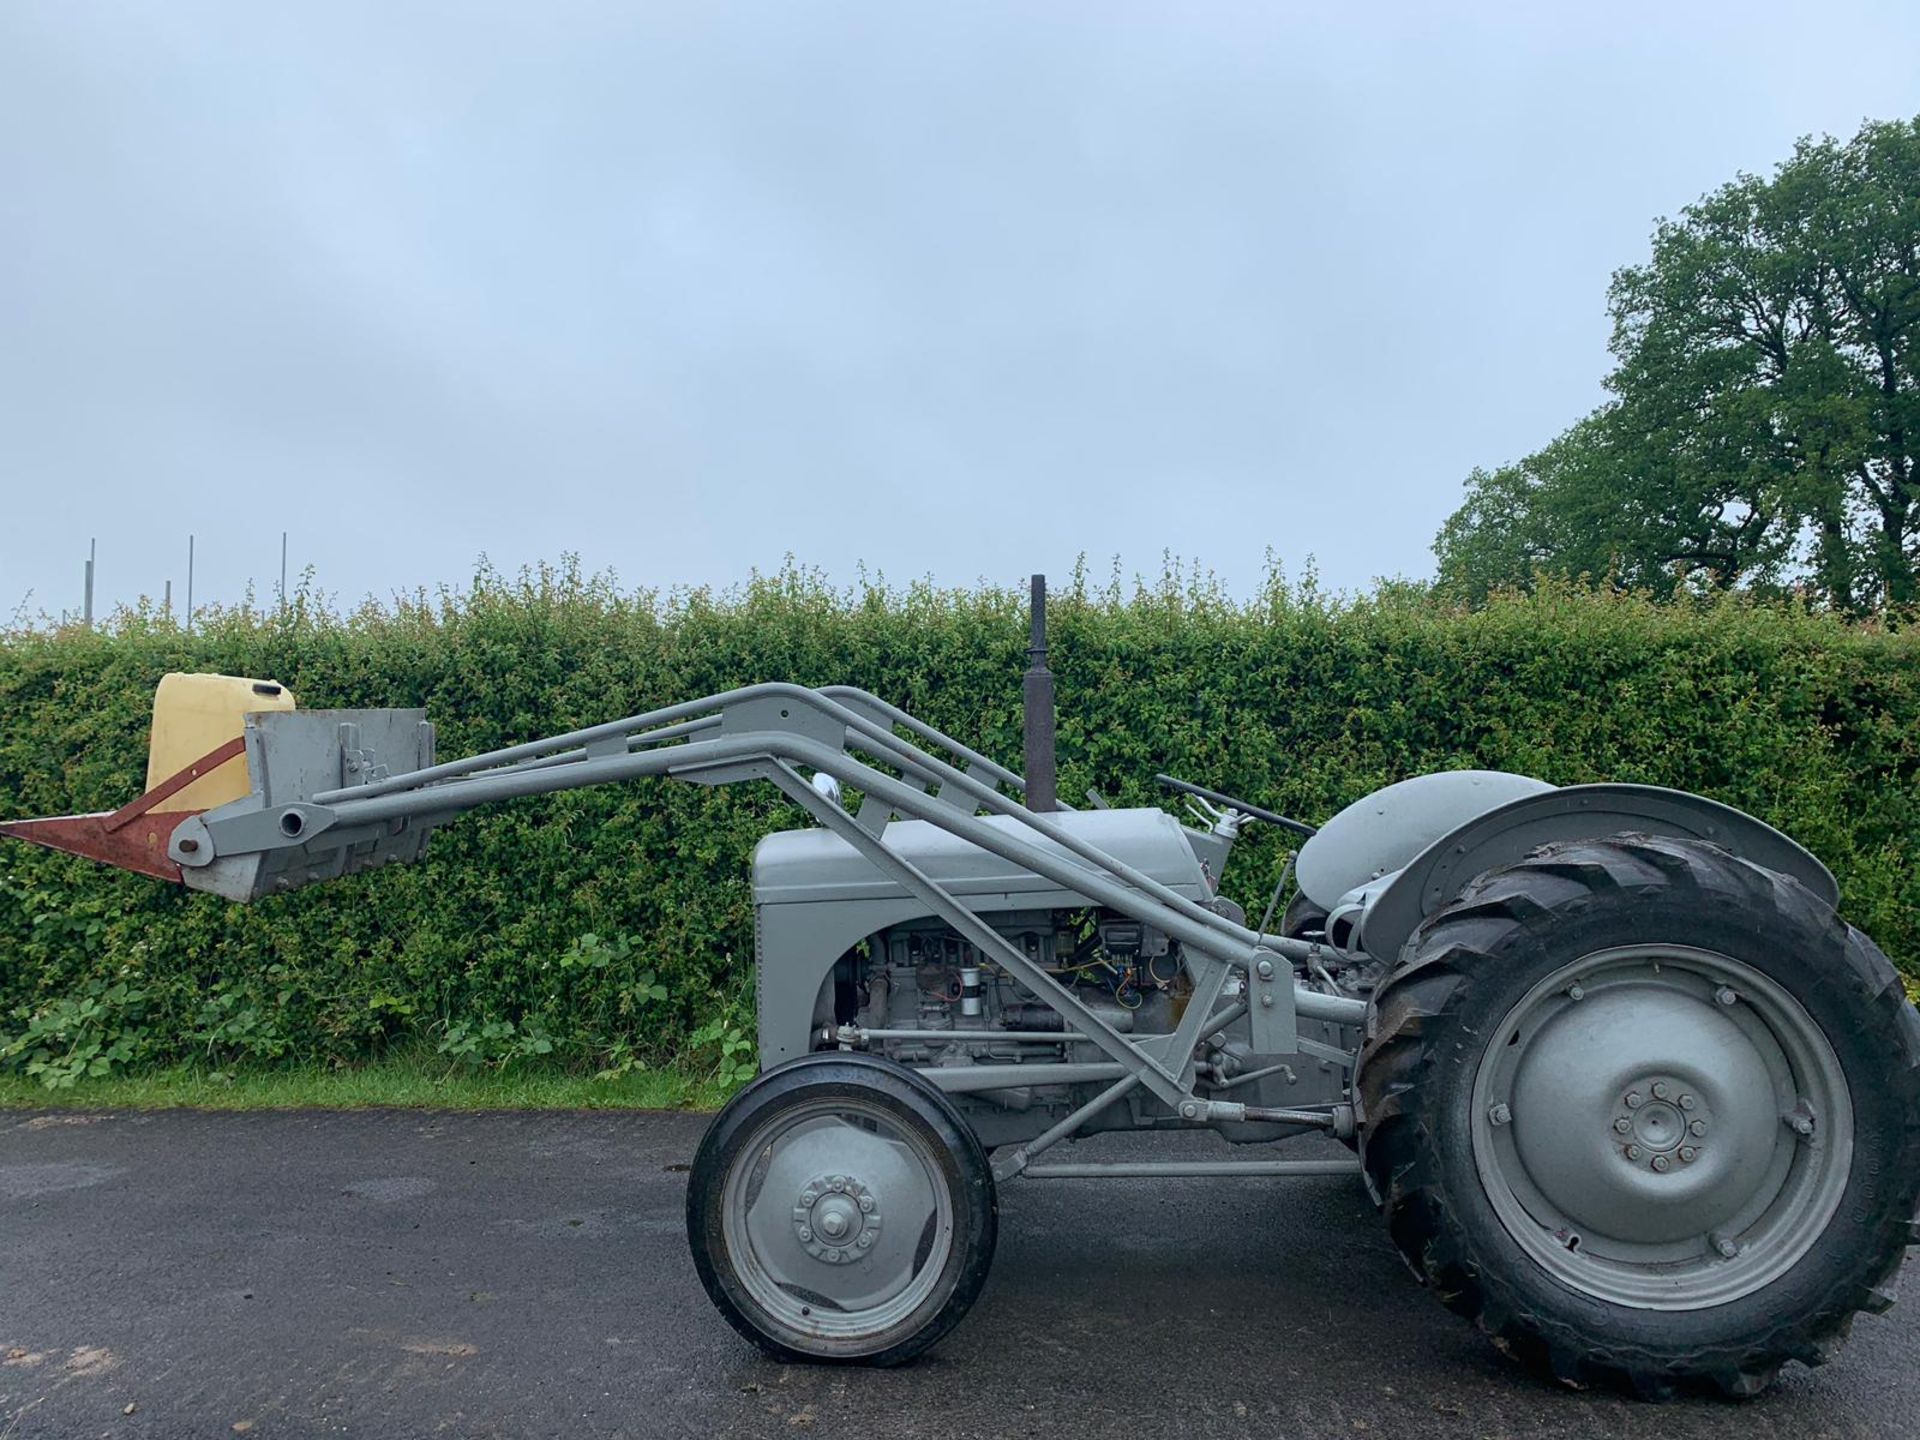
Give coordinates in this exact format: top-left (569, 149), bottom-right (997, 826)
top-left (1488, 1103), bottom-right (1512, 1126)
top-left (857, 1194), bottom-right (874, 1213)
top-left (830, 1176), bottom-right (847, 1191)
top-left (1678, 1094), bottom-right (1696, 1111)
top-left (1715, 987), bottom-right (1739, 1007)
top-left (1613, 1117), bottom-right (1632, 1134)
top-left (1624, 1091), bottom-right (1643, 1109)
top-left (801, 1189), bottom-right (817, 1205)
top-left (1625, 1144), bottom-right (1643, 1160)
top-left (1651, 1081), bottom-right (1670, 1100)
top-left (1679, 1147), bottom-right (1698, 1163)
top-left (797, 1226), bottom-right (813, 1242)
top-left (857, 1232), bottom-right (874, 1248)
top-left (1690, 1119), bottom-right (1708, 1136)
top-left (1651, 1155), bottom-right (1671, 1173)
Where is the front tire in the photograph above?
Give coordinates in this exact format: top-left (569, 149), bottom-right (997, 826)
top-left (1356, 834), bottom-right (1920, 1396)
top-left (686, 1053), bottom-right (997, 1365)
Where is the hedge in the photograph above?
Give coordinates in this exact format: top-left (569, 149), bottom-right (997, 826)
top-left (2, 560), bottom-right (1915, 1084)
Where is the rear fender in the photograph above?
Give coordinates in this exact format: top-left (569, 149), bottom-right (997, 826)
top-left (1355, 784), bottom-right (1838, 963)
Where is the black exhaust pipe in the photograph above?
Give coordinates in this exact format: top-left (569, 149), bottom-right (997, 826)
top-left (1023, 573), bottom-right (1057, 812)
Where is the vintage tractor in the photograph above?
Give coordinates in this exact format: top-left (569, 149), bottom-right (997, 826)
top-left (5, 589), bottom-right (1917, 1398)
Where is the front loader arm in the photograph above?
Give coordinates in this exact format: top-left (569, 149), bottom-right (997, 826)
top-left (3, 679), bottom-right (1365, 1107)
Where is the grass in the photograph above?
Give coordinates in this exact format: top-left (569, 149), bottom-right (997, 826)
top-left (0, 1051), bottom-right (731, 1112)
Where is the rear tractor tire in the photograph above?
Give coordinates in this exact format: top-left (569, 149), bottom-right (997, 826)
top-left (1357, 834), bottom-right (1920, 1397)
top-left (686, 1052), bottom-right (997, 1365)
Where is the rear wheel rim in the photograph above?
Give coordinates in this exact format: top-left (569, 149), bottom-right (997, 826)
top-left (1470, 944), bottom-right (1852, 1310)
top-left (720, 1096), bottom-right (955, 1346)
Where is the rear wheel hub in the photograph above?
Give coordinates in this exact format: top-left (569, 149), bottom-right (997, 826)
top-left (1473, 945), bottom-right (1852, 1309)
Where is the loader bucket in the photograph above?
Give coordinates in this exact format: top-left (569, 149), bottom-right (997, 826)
top-left (0, 673), bottom-right (295, 883)
top-left (1, 674), bottom-right (441, 903)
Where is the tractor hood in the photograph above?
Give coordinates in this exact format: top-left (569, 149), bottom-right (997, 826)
top-left (753, 806), bottom-right (1210, 908)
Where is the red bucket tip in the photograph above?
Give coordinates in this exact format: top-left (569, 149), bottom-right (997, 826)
top-left (0, 811), bottom-right (188, 884)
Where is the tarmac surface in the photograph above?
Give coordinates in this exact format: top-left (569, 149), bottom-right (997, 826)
top-left (2, 1108), bottom-right (1916, 1438)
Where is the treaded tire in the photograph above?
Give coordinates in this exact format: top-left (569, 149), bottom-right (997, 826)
top-left (687, 1052), bottom-right (997, 1365)
top-left (1356, 833), bottom-right (1920, 1398)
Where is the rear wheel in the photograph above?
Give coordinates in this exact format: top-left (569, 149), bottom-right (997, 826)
top-left (686, 1053), bottom-right (997, 1365)
top-left (1357, 834), bottom-right (1920, 1396)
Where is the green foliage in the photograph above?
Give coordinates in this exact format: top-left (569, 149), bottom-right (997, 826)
top-left (437, 1017), bottom-right (556, 1068)
top-left (1437, 116), bottom-right (1920, 611)
top-left (1, 975), bottom-right (151, 1088)
top-left (691, 999), bottom-right (760, 1089)
top-left (2, 559), bottom-right (1917, 1089)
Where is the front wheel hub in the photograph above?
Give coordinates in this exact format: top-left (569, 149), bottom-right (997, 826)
top-left (793, 1173), bottom-right (882, 1263)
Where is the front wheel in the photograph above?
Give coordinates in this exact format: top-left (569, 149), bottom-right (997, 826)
top-left (1357, 834), bottom-right (1920, 1397)
top-left (686, 1053), bottom-right (997, 1365)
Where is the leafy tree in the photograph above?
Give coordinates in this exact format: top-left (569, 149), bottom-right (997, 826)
top-left (1437, 117), bottom-right (1920, 610)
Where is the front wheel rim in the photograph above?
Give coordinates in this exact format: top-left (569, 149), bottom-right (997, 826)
top-left (720, 1095), bottom-right (955, 1347)
top-left (1470, 944), bottom-right (1853, 1310)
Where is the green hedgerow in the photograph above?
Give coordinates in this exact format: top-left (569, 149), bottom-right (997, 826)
top-left (1, 557), bottom-right (1915, 1086)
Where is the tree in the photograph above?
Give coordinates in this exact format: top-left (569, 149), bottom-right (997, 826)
top-left (1436, 117), bottom-right (1920, 610)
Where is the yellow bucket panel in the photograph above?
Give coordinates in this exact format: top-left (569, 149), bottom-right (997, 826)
top-left (145, 673), bottom-right (296, 812)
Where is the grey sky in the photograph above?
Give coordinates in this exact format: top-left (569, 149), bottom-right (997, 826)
top-left (4, 2), bottom-right (1919, 621)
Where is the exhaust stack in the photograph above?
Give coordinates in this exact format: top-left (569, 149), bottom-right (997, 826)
top-left (1022, 573), bottom-right (1056, 812)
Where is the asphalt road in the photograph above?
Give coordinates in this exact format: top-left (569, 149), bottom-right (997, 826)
top-left (2, 1110), bottom-right (1916, 1439)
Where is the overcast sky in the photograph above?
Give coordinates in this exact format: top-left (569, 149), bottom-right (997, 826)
top-left (4, 2), bottom-right (1919, 621)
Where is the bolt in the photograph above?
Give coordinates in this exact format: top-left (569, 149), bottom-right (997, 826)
top-left (820, 1212), bottom-right (848, 1238)
top-left (800, 1189), bottom-right (817, 1205)
top-left (1208, 1031), bottom-right (1227, 1048)
top-left (1678, 1094), bottom-right (1696, 1111)
top-left (1651, 1081), bottom-right (1670, 1100)
top-left (1613, 1117), bottom-right (1632, 1134)
top-left (857, 1194), bottom-right (874, 1213)
top-left (1679, 1147), bottom-right (1698, 1163)
top-left (1488, 1103), bottom-right (1512, 1127)
top-left (856, 1232), bottom-right (874, 1248)
top-left (1624, 1091), bottom-right (1643, 1109)
top-left (1651, 1154), bottom-right (1671, 1173)
top-left (830, 1175), bottom-right (847, 1191)
top-left (825, 1249), bottom-right (842, 1262)
top-left (1715, 986), bottom-right (1739, 1007)
top-left (1788, 1113), bottom-right (1814, 1138)
top-left (1567, 983), bottom-right (1585, 1001)
top-left (797, 1226), bottom-right (813, 1242)
top-left (1690, 1119), bottom-right (1708, 1136)
top-left (1625, 1144), bottom-right (1643, 1161)
top-left (1712, 1234), bottom-right (1740, 1259)
top-left (1256, 959), bottom-right (1275, 980)
top-left (1260, 993), bottom-right (1275, 1007)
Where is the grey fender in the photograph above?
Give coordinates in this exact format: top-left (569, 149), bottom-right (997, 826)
top-left (1296, 770), bottom-right (1556, 909)
top-left (1352, 783), bottom-right (1839, 963)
